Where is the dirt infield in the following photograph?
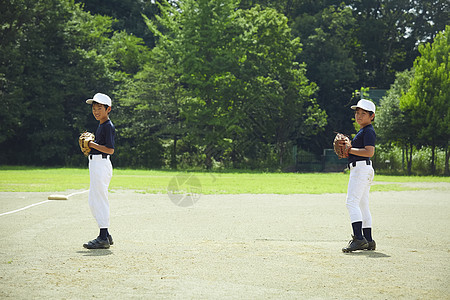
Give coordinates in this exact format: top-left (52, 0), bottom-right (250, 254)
top-left (0, 183), bottom-right (449, 299)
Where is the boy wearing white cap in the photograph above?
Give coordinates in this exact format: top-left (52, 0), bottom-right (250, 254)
top-left (342, 99), bottom-right (377, 252)
top-left (83, 93), bottom-right (116, 249)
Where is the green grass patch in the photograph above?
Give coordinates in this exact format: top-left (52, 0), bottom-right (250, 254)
top-left (374, 175), bottom-right (450, 183)
top-left (0, 168), bottom-right (90, 192)
top-left (370, 184), bottom-right (419, 192)
top-left (0, 167), bottom-right (447, 194)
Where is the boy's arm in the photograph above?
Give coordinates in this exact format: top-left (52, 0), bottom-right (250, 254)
top-left (89, 141), bottom-right (115, 155)
top-left (349, 146), bottom-right (374, 158)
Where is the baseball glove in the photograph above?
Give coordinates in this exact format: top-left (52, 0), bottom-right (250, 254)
top-left (333, 132), bottom-right (352, 159)
top-left (79, 131), bottom-right (95, 156)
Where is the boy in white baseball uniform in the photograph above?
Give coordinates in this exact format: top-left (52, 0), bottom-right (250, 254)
top-left (342, 99), bottom-right (376, 253)
top-left (83, 93), bottom-right (115, 249)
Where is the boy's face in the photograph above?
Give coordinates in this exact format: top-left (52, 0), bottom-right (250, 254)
top-left (355, 108), bottom-right (374, 127)
top-left (92, 102), bottom-right (111, 122)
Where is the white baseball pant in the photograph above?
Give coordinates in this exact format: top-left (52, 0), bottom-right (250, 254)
top-left (88, 155), bottom-right (113, 228)
top-left (346, 161), bottom-right (374, 228)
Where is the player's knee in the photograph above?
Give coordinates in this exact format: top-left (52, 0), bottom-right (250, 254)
top-left (346, 202), bottom-right (358, 213)
top-left (346, 197), bottom-right (358, 208)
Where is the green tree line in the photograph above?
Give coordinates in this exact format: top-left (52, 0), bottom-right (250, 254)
top-left (0, 0), bottom-right (448, 173)
top-left (376, 26), bottom-right (450, 175)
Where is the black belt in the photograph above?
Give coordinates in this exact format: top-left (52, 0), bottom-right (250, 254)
top-left (89, 154), bottom-right (109, 159)
top-left (348, 159), bottom-right (371, 169)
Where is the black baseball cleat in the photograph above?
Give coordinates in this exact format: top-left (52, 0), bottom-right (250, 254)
top-left (107, 234), bottom-right (114, 246)
top-left (342, 235), bottom-right (369, 253)
top-left (364, 240), bottom-right (376, 251)
top-left (83, 237), bottom-right (110, 249)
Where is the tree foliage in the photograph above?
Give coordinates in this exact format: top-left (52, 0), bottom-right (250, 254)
top-left (0, 0), bottom-right (448, 172)
top-left (400, 26), bottom-right (450, 174)
top-left (0, 0), bottom-right (149, 165)
top-left (292, 3), bottom-right (358, 149)
top-left (136, 0), bottom-right (326, 169)
top-left (376, 69), bottom-right (415, 174)
top-left (74, 0), bottom-right (159, 47)
top-left (287, 0), bottom-right (449, 153)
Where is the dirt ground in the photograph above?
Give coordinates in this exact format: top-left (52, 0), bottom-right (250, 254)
top-left (0, 182), bottom-right (449, 299)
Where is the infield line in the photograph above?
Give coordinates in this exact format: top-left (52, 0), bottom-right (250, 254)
top-left (0, 200), bottom-right (52, 217)
top-left (0, 190), bottom-right (89, 217)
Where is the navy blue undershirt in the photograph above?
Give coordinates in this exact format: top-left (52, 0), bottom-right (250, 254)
top-left (90, 119), bottom-right (115, 155)
top-left (348, 124), bottom-right (376, 164)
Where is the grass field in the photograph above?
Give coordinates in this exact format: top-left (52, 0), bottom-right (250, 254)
top-left (0, 167), bottom-right (449, 194)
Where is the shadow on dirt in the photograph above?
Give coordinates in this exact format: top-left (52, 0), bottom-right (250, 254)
top-left (343, 251), bottom-right (390, 258)
top-left (76, 250), bottom-right (113, 256)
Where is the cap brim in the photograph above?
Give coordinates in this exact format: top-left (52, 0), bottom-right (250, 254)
top-left (350, 105), bottom-right (357, 110)
top-left (86, 99), bottom-right (94, 104)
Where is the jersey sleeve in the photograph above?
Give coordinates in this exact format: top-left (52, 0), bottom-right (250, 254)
top-left (363, 128), bottom-right (376, 147)
top-left (103, 123), bottom-right (115, 149)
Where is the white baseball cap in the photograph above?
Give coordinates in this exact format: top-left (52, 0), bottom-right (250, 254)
top-left (86, 93), bottom-right (112, 106)
top-left (351, 99), bottom-right (375, 113)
